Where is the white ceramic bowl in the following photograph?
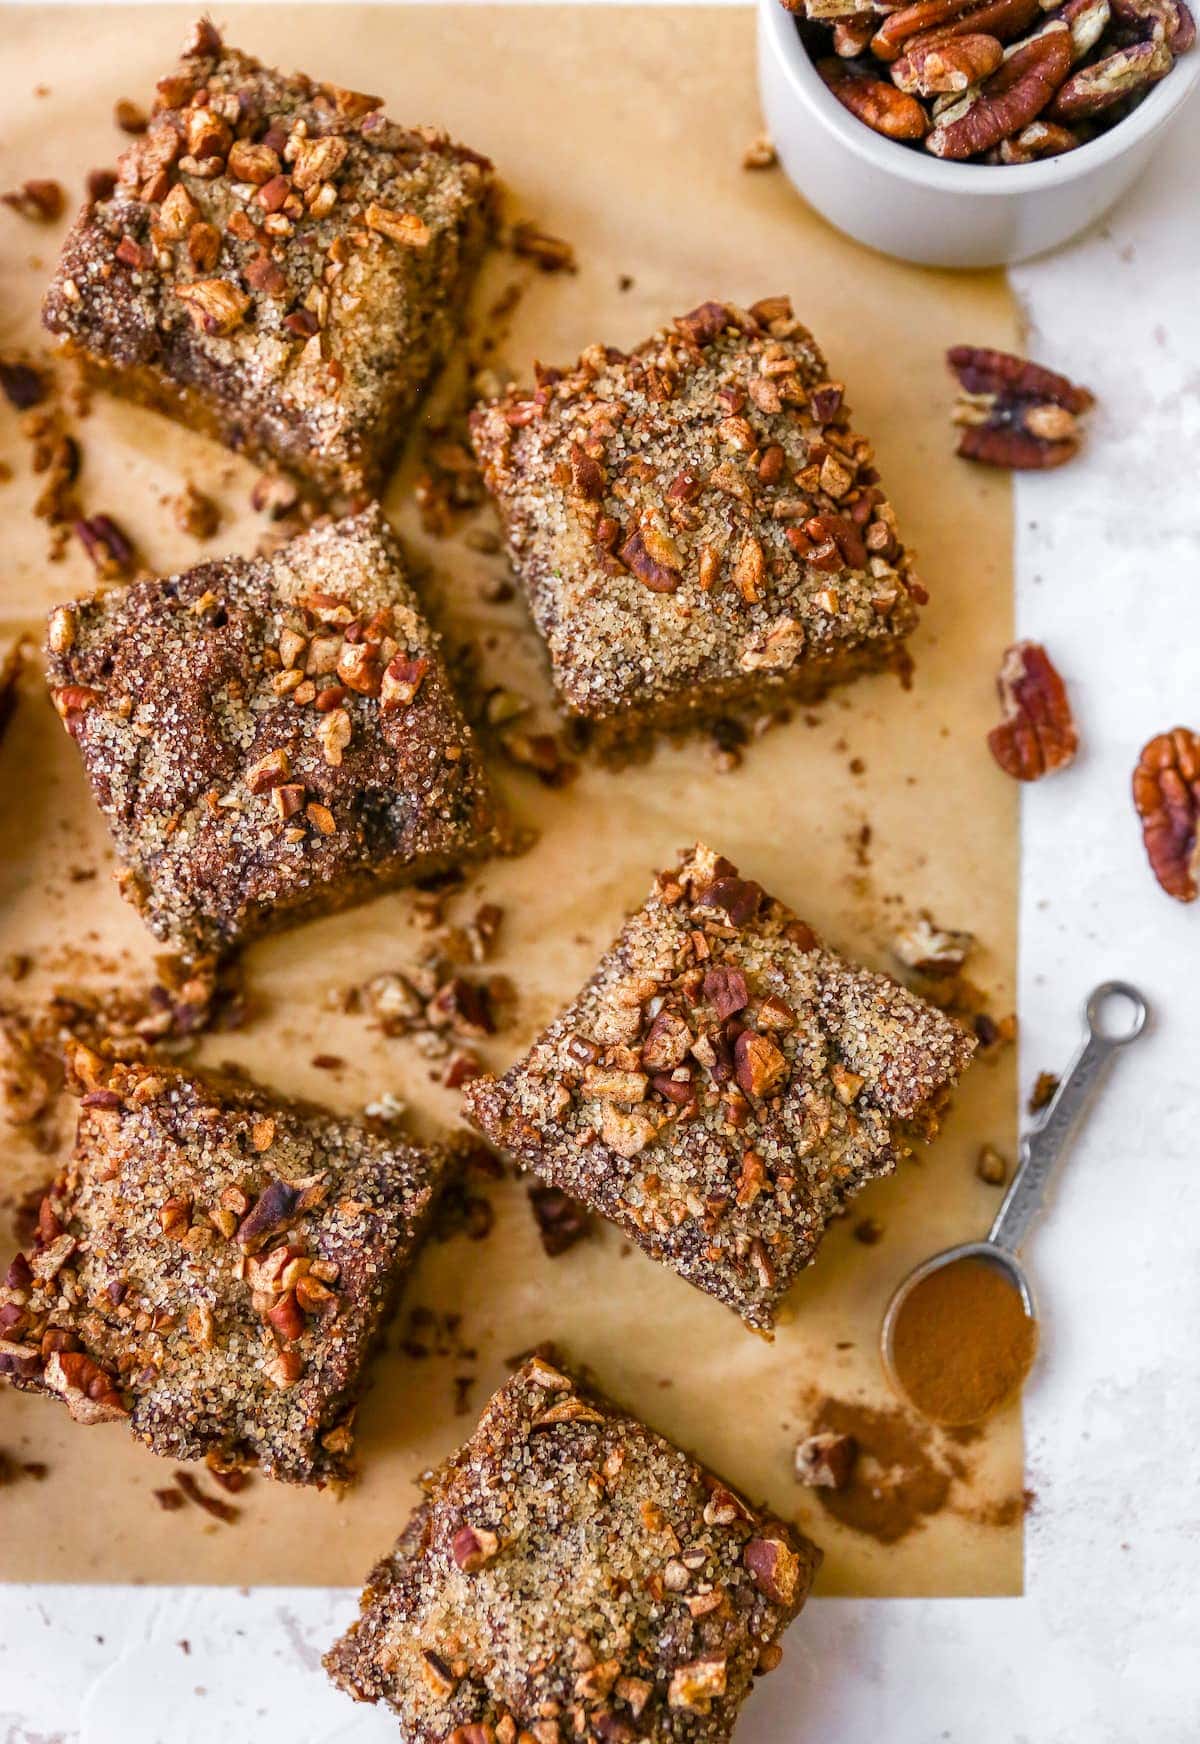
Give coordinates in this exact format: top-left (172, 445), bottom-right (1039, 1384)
top-left (758, 0), bottom-right (1200, 267)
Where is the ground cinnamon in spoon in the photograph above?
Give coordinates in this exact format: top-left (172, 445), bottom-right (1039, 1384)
top-left (888, 1255), bottom-right (1037, 1426)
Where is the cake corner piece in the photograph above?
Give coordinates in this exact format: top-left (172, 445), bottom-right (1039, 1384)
top-left (41, 17), bottom-right (496, 499)
top-left (464, 841), bottom-right (975, 1332)
top-left (0, 1040), bottom-right (449, 1485)
top-left (470, 297), bottom-right (924, 745)
top-left (45, 503), bottom-right (495, 956)
top-left (325, 1351), bottom-right (820, 1737)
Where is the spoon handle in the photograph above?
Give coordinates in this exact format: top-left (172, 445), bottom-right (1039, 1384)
top-left (988, 981), bottom-right (1149, 1257)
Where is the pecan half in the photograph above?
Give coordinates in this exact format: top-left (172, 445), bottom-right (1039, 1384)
top-left (1111, 0), bottom-right (1195, 47)
top-left (987, 641), bottom-right (1078, 781)
top-left (1048, 37), bottom-right (1172, 118)
top-left (872, 0), bottom-right (1041, 58)
top-left (1049, 0), bottom-right (1114, 60)
top-left (947, 344), bottom-right (1095, 468)
top-left (926, 29), bottom-right (1072, 158)
top-left (998, 118), bottom-right (1081, 160)
top-left (893, 32), bottom-right (1004, 91)
top-left (833, 13), bottom-right (879, 52)
top-left (1132, 727), bottom-right (1200, 901)
top-left (818, 58), bottom-right (930, 136)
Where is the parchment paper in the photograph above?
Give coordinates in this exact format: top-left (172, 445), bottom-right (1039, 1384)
top-left (0, 5), bottom-right (1021, 1594)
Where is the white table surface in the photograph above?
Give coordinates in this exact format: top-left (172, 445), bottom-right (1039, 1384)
top-left (3, 8), bottom-right (1199, 1740)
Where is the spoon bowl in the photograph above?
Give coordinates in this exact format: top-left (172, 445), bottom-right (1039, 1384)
top-left (881, 1240), bottom-right (1037, 1417)
top-left (880, 981), bottom-right (1148, 1423)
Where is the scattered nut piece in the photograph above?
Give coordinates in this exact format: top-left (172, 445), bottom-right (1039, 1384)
top-left (0, 358), bottom-right (48, 411)
top-left (173, 482), bottom-right (220, 540)
top-left (947, 344), bottom-right (1095, 468)
top-left (528, 1185), bottom-right (591, 1257)
top-left (987, 641), bottom-right (1078, 781)
top-left (510, 220), bottom-right (577, 272)
top-left (892, 916), bottom-right (974, 978)
top-left (794, 1430), bottom-right (858, 1489)
top-left (742, 134), bottom-right (778, 168)
top-left (2, 178), bottom-right (64, 222)
top-left (75, 514), bottom-right (136, 580)
top-left (114, 98), bottom-right (148, 134)
top-left (1132, 726), bottom-right (1200, 901)
top-left (976, 1143), bottom-right (1009, 1185)
top-left (1027, 1070), bottom-right (1060, 1113)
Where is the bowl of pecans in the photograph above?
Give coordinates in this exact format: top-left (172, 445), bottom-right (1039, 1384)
top-left (758, 0), bottom-right (1200, 264)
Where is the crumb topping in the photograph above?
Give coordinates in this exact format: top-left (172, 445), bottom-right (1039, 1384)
top-left (470, 298), bottom-right (923, 727)
top-left (465, 845), bottom-right (974, 1332)
top-left (45, 505), bottom-right (495, 956)
top-left (42, 19), bottom-right (495, 494)
top-left (325, 1353), bottom-right (819, 1740)
top-left (0, 1042), bottom-right (448, 1484)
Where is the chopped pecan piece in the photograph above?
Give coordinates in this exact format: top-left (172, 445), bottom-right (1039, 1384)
top-left (947, 344), bottom-right (1094, 469)
top-left (452, 1522), bottom-right (500, 1571)
top-left (528, 1185), bottom-right (591, 1257)
top-left (977, 1143), bottom-right (1009, 1184)
top-left (987, 641), bottom-right (1078, 782)
top-left (620, 527), bottom-right (683, 593)
top-left (668, 1658), bottom-right (727, 1714)
top-left (235, 1179), bottom-right (301, 1252)
top-left (0, 358), bottom-right (47, 411)
top-left (174, 277), bottom-right (251, 336)
top-left (173, 482), bottom-right (221, 540)
top-left (744, 1534), bottom-right (804, 1605)
top-left (509, 220), bottom-right (577, 272)
top-left (365, 204), bottom-right (431, 248)
top-left (734, 1031), bottom-right (788, 1098)
top-left (1132, 727), bottom-right (1200, 901)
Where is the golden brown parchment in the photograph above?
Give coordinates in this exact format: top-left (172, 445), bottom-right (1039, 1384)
top-left (0, 4), bottom-right (1020, 1593)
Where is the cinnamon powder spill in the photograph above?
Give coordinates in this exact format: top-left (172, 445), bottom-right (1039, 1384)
top-left (811, 1397), bottom-right (952, 1545)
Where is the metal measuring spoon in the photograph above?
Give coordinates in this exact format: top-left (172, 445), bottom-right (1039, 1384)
top-left (881, 980), bottom-right (1149, 1417)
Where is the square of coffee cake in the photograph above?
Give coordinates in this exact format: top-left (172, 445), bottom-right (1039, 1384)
top-left (46, 505), bottom-right (494, 957)
top-left (0, 1044), bottom-right (448, 1484)
top-left (465, 845), bottom-right (974, 1332)
top-left (326, 1352), bottom-right (819, 1737)
top-left (43, 19), bottom-right (495, 499)
top-left (470, 298), bottom-right (924, 744)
